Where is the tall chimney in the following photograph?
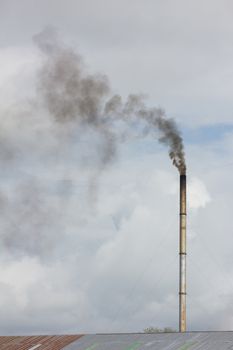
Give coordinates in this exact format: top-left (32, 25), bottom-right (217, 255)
top-left (179, 174), bottom-right (186, 332)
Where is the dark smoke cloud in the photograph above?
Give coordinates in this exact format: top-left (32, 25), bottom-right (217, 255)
top-left (34, 28), bottom-right (186, 174)
top-left (34, 28), bottom-right (116, 170)
top-left (0, 179), bottom-right (64, 259)
top-left (0, 28), bottom-right (186, 259)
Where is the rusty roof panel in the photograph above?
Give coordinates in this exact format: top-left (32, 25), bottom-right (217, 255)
top-left (0, 335), bottom-right (83, 350)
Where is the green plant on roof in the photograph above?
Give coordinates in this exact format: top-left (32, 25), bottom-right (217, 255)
top-left (143, 326), bottom-right (176, 333)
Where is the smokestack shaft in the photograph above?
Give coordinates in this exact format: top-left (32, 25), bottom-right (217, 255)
top-left (179, 174), bottom-right (186, 332)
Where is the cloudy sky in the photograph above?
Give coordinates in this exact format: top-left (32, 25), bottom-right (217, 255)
top-left (0, 0), bottom-right (233, 335)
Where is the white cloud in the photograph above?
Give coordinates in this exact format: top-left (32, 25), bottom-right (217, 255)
top-left (188, 177), bottom-right (211, 209)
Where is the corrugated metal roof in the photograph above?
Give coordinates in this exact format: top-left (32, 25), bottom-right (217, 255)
top-left (2, 332), bottom-right (233, 349)
top-left (63, 332), bottom-right (233, 350)
top-left (0, 335), bottom-right (83, 350)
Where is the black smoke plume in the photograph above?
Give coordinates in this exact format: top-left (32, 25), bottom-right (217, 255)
top-left (34, 28), bottom-right (186, 175)
top-left (0, 28), bottom-right (186, 258)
